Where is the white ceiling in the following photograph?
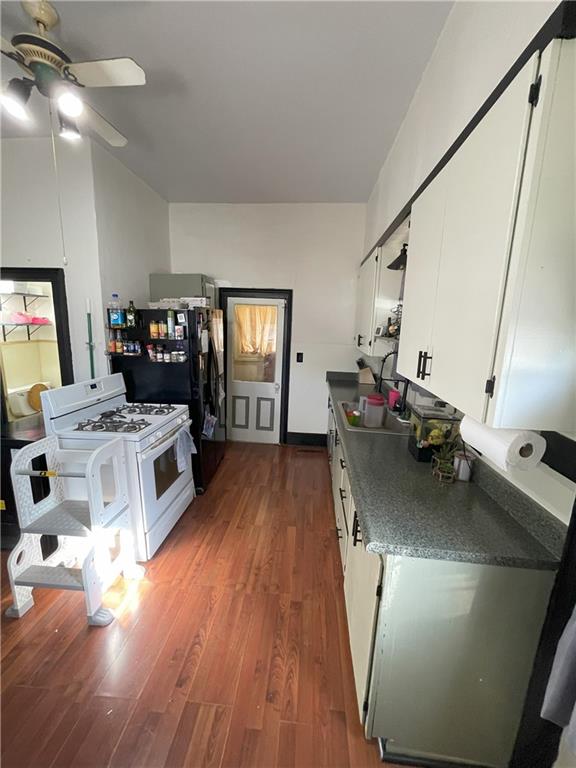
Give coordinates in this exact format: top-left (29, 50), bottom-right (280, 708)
top-left (1, 1), bottom-right (452, 203)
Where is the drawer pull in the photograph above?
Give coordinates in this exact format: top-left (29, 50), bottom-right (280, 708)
top-left (421, 352), bottom-right (432, 379)
top-left (352, 511), bottom-right (363, 546)
top-left (339, 457), bottom-right (346, 470)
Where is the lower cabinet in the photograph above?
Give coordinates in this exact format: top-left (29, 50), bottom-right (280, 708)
top-left (343, 499), bottom-right (382, 721)
top-left (366, 556), bottom-right (555, 767)
top-left (330, 437), bottom-right (349, 570)
top-left (327, 400), bottom-right (336, 462)
top-left (326, 404), bottom-right (382, 719)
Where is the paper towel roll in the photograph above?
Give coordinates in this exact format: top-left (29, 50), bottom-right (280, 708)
top-left (460, 416), bottom-right (546, 472)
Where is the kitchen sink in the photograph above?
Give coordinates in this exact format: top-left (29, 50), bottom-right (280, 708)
top-left (338, 401), bottom-right (411, 436)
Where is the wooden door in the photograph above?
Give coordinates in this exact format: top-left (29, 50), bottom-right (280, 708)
top-left (226, 297), bottom-right (285, 443)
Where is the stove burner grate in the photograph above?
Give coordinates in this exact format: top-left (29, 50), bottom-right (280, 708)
top-left (115, 403), bottom-right (177, 417)
top-left (75, 417), bottom-right (152, 433)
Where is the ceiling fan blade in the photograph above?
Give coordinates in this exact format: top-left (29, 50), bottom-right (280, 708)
top-left (65, 58), bottom-right (145, 88)
top-left (82, 103), bottom-right (127, 147)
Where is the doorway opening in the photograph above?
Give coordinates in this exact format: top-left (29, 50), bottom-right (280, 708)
top-left (220, 288), bottom-right (292, 444)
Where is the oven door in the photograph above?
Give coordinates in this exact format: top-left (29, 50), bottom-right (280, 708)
top-left (136, 420), bottom-right (193, 533)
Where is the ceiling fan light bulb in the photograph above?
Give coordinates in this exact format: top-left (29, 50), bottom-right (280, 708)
top-left (60, 127), bottom-right (82, 141)
top-left (58, 111), bottom-right (81, 141)
top-left (57, 90), bottom-right (83, 118)
top-left (1, 79), bottom-right (32, 121)
top-left (1, 94), bottom-right (30, 121)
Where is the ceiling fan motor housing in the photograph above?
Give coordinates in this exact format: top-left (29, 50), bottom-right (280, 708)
top-left (10, 33), bottom-right (72, 95)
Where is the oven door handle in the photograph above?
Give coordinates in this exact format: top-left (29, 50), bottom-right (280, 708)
top-left (137, 419), bottom-right (192, 463)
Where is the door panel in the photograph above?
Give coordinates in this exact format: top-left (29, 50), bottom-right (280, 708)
top-left (488, 42), bottom-right (576, 430)
top-left (226, 297), bottom-right (285, 443)
top-left (396, 169), bottom-right (447, 381)
top-left (354, 251), bottom-right (379, 352)
top-left (343, 504), bottom-right (382, 721)
top-left (428, 53), bottom-right (538, 420)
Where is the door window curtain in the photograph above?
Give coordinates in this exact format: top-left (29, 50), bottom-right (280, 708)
top-left (234, 304), bottom-right (277, 358)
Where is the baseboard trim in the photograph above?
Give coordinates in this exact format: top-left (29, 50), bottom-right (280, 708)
top-left (285, 432), bottom-right (327, 447)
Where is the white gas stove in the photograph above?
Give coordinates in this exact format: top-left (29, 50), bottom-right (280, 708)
top-left (41, 374), bottom-right (195, 560)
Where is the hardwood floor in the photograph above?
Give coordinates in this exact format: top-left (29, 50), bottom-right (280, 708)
top-left (1, 443), bottom-right (390, 768)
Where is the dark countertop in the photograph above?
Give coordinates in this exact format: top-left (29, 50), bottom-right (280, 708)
top-left (327, 372), bottom-right (565, 571)
top-left (1, 413), bottom-right (46, 447)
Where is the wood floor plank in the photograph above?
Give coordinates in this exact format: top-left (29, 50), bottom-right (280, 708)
top-left (187, 590), bottom-right (254, 706)
top-left (165, 701), bottom-right (231, 768)
top-left (277, 721), bottom-right (315, 768)
top-left (95, 584), bottom-right (183, 700)
top-left (50, 695), bottom-right (135, 768)
top-left (1, 444), bottom-right (386, 768)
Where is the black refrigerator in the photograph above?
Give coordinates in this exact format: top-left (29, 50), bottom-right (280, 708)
top-left (110, 307), bottom-right (226, 493)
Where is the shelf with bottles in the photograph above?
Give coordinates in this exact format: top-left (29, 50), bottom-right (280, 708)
top-left (106, 297), bottom-right (188, 338)
top-left (106, 321), bottom-right (188, 342)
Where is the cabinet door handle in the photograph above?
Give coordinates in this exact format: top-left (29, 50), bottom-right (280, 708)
top-left (352, 511), bottom-right (363, 546)
top-left (336, 526), bottom-right (342, 540)
top-left (339, 457), bottom-right (346, 470)
top-left (357, 334), bottom-right (364, 346)
top-left (421, 352), bottom-right (432, 379)
top-left (339, 488), bottom-right (347, 502)
top-left (416, 350), bottom-right (423, 379)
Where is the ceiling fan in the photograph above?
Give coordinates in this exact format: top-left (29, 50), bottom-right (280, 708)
top-left (1, 0), bottom-right (146, 146)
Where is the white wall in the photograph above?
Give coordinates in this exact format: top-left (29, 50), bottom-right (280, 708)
top-left (1, 137), bottom-right (106, 381)
top-left (169, 203), bottom-right (365, 433)
top-left (2, 136), bottom-right (171, 382)
top-left (364, 1), bottom-right (560, 252)
top-left (1, 138), bottom-right (64, 267)
top-left (52, 138), bottom-right (108, 381)
top-left (91, 141), bottom-right (170, 308)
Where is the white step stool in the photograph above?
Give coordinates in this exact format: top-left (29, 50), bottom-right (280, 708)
top-left (6, 435), bottom-right (145, 627)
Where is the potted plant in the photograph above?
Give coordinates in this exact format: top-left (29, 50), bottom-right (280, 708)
top-left (432, 439), bottom-right (458, 484)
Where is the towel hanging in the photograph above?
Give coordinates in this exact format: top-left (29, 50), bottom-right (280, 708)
top-left (176, 426), bottom-right (196, 472)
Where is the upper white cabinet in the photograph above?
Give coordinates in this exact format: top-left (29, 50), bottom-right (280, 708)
top-left (354, 249), bottom-right (380, 353)
top-left (372, 219), bottom-right (408, 356)
top-left (396, 171), bottom-right (446, 382)
top-left (488, 40), bottom-right (576, 432)
top-left (397, 41), bottom-right (575, 431)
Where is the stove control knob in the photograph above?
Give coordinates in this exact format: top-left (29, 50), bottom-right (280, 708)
top-left (156, 431), bottom-right (163, 439)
